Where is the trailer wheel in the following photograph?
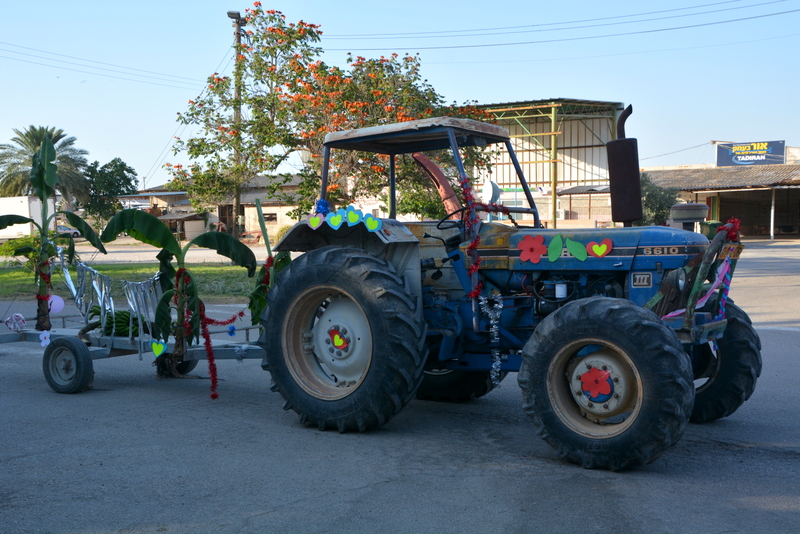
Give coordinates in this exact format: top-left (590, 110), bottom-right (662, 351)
top-left (175, 359), bottom-right (199, 375)
top-left (43, 337), bottom-right (94, 394)
top-left (259, 246), bottom-right (426, 432)
top-left (690, 302), bottom-right (761, 422)
top-left (519, 297), bottom-right (694, 470)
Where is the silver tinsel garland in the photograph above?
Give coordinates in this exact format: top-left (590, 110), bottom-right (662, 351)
top-left (479, 295), bottom-right (504, 386)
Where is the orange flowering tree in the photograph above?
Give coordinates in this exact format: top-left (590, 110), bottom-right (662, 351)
top-left (284, 53), bottom-right (494, 218)
top-left (168, 5), bottom-right (322, 228)
top-left (170, 3), bottom-right (494, 223)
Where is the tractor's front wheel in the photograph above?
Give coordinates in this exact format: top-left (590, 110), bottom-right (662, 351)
top-left (690, 302), bottom-right (762, 422)
top-left (259, 247), bottom-right (426, 432)
top-left (519, 297), bottom-right (694, 470)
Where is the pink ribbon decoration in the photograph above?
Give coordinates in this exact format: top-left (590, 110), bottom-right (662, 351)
top-left (662, 258), bottom-right (731, 319)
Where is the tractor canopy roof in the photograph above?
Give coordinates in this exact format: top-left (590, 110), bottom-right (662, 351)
top-left (322, 117), bottom-right (510, 155)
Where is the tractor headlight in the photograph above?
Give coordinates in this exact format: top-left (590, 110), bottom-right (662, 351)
top-left (664, 269), bottom-right (687, 291)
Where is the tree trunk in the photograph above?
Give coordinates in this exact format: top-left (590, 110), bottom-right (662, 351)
top-left (34, 259), bottom-right (51, 331)
top-left (233, 184), bottom-right (242, 239)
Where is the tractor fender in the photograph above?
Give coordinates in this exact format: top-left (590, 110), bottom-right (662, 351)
top-left (275, 219), bottom-right (423, 315)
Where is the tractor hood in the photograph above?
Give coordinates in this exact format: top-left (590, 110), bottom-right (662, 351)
top-left (475, 224), bottom-right (709, 272)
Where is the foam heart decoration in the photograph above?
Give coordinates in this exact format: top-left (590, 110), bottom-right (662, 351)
top-left (364, 215), bottom-right (382, 232)
top-left (326, 211), bottom-right (345, 230)
top-left (333, 334), bottom-right (346, 348)
top-left (586, 238), bottom-right (613, 258)
top-left (151, 341), bottom-right (167, 357)
top-left (307, 213), bottom-right (323, 230)
top-left (346, 207), bottom-right (363, 226)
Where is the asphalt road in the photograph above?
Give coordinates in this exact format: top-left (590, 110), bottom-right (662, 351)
top-left (1, 238), bottom-right (798, 534)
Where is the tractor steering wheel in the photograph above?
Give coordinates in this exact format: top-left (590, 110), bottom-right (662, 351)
top-left (436, 206), bottom-right (468, 230)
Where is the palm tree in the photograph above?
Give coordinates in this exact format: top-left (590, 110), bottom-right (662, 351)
top-left (0, 126), bottom-right (90, 208)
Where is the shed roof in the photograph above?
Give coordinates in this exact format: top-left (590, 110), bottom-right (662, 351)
top-left (558, 185), bottom-right (610, 195)
top-left (645, 164), bottom-right (800, 191)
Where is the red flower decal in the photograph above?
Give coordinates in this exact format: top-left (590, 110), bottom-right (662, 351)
top-left (581, 367), bottom-right (612, 398)
top-left (518, 235), bottom-right (547, 263)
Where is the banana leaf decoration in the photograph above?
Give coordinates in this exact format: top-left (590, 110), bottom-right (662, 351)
top-left (102, 209), bottom-right (256, 346)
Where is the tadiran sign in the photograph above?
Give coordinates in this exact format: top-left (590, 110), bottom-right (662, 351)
top-left (716, 140), bottom-right (785, 167)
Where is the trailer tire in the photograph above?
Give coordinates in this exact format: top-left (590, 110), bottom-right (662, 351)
top-left (690, 302), bottom-right (761, 422)
top-left (175, 359), bottom-right (199, 375)
top-left (43, 337), bottom-right (94, 394)
top-left (259, 246), bottom-right (426, 432)
top-left (519, 297), bottom-right (694, 470)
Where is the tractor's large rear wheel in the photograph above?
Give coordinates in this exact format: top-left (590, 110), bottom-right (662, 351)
top-left (519, 297), bottom-right (694, 470)
top-left (259, 247), bottom-right (426, 432)
top-left (690, 302), bottom-right (761, 422)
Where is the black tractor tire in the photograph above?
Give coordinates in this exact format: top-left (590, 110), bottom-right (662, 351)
top-left (690, 302), bottom-right (762, 423)
top-left (416, 369), bottom-right (506, 402)
top-left (43, 337), bottom-right (94, 394)
top-left (518, 297), bottom-right (694, 470)
top-left (259, 246), bottom-right (427, 432)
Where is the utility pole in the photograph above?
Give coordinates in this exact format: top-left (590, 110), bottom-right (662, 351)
top-left (227, 10), bottom-right (246, 238)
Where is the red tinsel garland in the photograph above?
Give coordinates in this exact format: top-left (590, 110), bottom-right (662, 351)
top-left (716, 217), bottom-right (741, 241)
top-left (173, 268), bottom-right (245, 399)
top-left (261, 255), bottom-right (274, 287)
top-left (199, 305), bottom-right (246, 399)
top-left (36, 260), bottom-right (52, 302)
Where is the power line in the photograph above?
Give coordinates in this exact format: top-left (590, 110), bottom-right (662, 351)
top-left (0, 40), bottom-right (202, 83)
top-left (424, 30), bottom-right (800, 64)
top-left (641, 142), bottom-right (711, 161)
top-left (327, 0), bottom-right (785, 40)
top-left (326, 8), bottom-right (800, 51)
top-left (326, 0), bottom-right (749, 37)
top-left (141, 43), bottom-right (237, 188)
top-left (0, 53), bottom-right (201, 90)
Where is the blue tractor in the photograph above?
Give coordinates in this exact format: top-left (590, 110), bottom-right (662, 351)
top-left (258, 116), bottom-right (761, 470)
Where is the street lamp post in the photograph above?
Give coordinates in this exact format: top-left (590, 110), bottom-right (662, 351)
top-left (227, 11), bottom-right (246, 238)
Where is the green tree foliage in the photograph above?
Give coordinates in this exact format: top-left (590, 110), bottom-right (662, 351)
top-left (0, 126), bottom-right (90, 208)
top-left (636, 172), bottom-right (680, 226)
top-left (82, 158), bottom-right (139, 226)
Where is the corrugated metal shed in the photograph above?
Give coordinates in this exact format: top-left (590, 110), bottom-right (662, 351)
top-left (646, 164), bottom-right (800, 191)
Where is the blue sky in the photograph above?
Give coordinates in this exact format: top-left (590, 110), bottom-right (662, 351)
top-left (1, 0), bottom-right (798, 189)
